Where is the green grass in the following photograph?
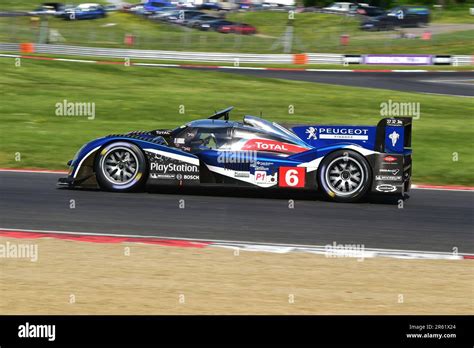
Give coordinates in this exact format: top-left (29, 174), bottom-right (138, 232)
top-left (0, 58), bottom-right (473, 185)
top-left (430, 4), bottom-right (474, 24)
top-left (0, 11), bottom-right (473, 54)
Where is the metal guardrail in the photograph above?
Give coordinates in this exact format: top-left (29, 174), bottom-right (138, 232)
top-left (452, 55), bottom-right (473, 66)
top-left (0, 43), bottom-right (343, 64)
top-left (0, 43), bottom-right (470, 66)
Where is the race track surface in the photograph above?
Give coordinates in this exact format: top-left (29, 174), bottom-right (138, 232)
top-left (1, 171), bottom-right (472, 253)
top-left (189, 68), bottom-right (474, 97)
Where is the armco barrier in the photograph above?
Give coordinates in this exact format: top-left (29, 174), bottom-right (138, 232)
top-left (0, 43), bottom-right (471, 66)
top-left (0, 43), bottom-right (343, 64)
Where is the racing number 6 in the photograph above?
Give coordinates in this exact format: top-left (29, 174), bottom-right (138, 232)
top-left (279, 167), bottom-right (305, 188)
top-left (285, 169), bottom-right (299, 187)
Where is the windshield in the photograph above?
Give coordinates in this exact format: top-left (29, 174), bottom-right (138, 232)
top-left (243, 116), bottom-right (308, 147)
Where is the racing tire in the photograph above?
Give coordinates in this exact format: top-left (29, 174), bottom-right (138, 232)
top-left (318, 150), bottom-right (372, 203)
top-left (95, 142), bottom-right (147, 192)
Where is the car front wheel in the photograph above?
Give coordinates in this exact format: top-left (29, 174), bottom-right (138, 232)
top-left (95, 142), bottom-right (147, 192)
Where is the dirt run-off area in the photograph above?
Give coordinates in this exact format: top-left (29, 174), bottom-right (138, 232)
top-left (0, 236), bottom-right (472, 314)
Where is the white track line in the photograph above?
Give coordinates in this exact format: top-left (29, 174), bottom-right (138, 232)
top-left (0, 227), bottom-right (472, 260)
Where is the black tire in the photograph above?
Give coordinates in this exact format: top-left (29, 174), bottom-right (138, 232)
top-left (318, 150), bottom-right (372, 203)
top-left (94, 142), bottom-right (147, 192)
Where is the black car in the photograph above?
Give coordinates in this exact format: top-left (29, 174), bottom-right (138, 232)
top-left (361, 6), bottom-right (430, 31)
top-left (355, 5), bottom-right (385, 17)
top-left (164, 10), bottom-right (204, 25)
top-left (199, 19), bottom-right (234, 31)
top-left (187, 14), bottom-right (220, 28)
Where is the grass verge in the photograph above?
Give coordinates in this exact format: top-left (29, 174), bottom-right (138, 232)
top-left (0, 57), bottom-right (472, 185)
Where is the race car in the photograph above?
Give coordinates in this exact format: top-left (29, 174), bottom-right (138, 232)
top-left (58, 107), bottom-right (412, 202)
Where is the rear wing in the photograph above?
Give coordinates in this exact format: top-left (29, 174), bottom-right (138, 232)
top-left (375, 117), bottom-right (412, 154)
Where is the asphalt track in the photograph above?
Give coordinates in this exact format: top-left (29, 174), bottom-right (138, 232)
top-left (1, 171), bottom-right (472, 253)
top-left (189, 68), bottom-right (474, 97)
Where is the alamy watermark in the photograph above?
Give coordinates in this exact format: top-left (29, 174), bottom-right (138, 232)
top-left (55, 99), bottom-right (95, 120)
top-left (0, 241), bottom-right (38, 262)
top-left (380, 99), bottom-right (420, 119)
top-left (325, 241), bottom-right (365, 261)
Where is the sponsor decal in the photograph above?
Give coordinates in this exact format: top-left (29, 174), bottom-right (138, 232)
top-left (305, 126), bottom-right (318, 140)
top-left (242, 139), bottom-right (307, 154)
top-left (376, 175), bottom-right (402, 181)
top-left (254, 171), bottom-right (277, 184)
top-left (318, 127), bottom-right (369, 140)
top-left (150, 162), bottom-right (198, 173)
top-left (150, 173), bottom-right (175, 179)
top-left (174, 138), bottom-right (185, 144)
top-left (253, 160), bottom-right (273, 171)
top-left (386, 118), bottom-right (404, 126)
top-left (379, 168), bottom-right (400, 175)
top-left (234, 171), bottom-right (250, 178)
top-left (383, 155), bottom-right (398, 163)
top-left (147, 152), bottom-right (200, 183)
top-left (278, 167), bottom-right (305, 188)
top-left (376, 184), bottom-right (397, 193)
top-left (388, 130), bottom-right (400, 147)
top-left (363, 54), bottom-right (433, 66)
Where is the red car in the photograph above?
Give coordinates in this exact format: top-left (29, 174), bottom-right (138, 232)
top-left (217, 23), bottom-right (257, 35)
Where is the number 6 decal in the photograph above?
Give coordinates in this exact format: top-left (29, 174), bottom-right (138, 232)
top-left (279, 167), bottom-right (305, 188)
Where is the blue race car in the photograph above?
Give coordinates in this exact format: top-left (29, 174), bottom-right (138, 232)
top-left (58, 107), bottom-right (412, 202)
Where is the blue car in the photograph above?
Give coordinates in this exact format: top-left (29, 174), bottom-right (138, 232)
top-left (58, 107), bottom-right (413, 203)
top-left (63, 3), bottom-right (106, 20)
top-left (143, 0), bottom-right (173, 14)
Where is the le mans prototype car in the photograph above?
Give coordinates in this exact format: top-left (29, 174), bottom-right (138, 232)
top-left (58, 107), bottom-right (412, 202)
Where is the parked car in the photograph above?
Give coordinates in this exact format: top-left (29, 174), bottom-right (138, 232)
top-left (199, 19), bottom-right (234, 31)
top-left (355, 5), bottom-right (385, 17)
top-left (186, 14), bottom-right (219, 28)
top-left (164, 10), bottom-right (204, 24)
top-left (361, 6), bottom-right (430, 31)
top-left (29, 2), bottom-right (65, 16)
top-left (63, 3), bottom-right (106, 20)
top-left (150, 9), bottom-right (180, 20)
top-left (217, 23), bottom-right (257, 35)
top-left (198, 2), bottom-right (221, 10)
top-left (143, 0), bottom-right (173, 14)
top-left (323, 2), bottom-right (359, 14)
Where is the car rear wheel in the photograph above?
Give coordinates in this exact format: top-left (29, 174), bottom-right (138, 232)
top-left (95, 142), bottom-right (147, 192)
top-left (318, 150), bottom-right (372, 203)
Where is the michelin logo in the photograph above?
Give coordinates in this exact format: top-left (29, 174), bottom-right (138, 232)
top-left (389, 131), bottom-right (400, 147)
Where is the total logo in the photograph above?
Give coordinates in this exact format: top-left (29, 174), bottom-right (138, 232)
top-left (242, 139), bottom-right (307, 154)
